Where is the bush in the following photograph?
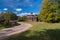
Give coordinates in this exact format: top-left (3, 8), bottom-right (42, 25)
top-left (18, 16), bottom-right (22, 21)
top-left (18, 16), bottom-right (27, 21)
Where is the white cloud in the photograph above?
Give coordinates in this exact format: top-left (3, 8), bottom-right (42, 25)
top-left (16, 8), bottom-right (22, 11)
top-left (17, 12), bottom-right (37, 16)
top-left (3, 8), bottom-right (8, 11)
top-left (17, 13), bottom-right (30, 16)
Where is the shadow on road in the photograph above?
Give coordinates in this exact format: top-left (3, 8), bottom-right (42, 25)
top-left (5, 29), bottom-right (60, 40)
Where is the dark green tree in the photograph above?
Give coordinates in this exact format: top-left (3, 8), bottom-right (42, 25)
top-left (3, 12), bottom-right (17, 26)
top-left (18, 16), bottom-right (22, 21)
top-left (0, 12), bottom-right (4, 24)
top-left (18, 16), bottom-right (27, 21)
top-left (22, 16), bottom-right (27, 21)
top-left (0, 12), bottom-right (4, 21)
top-left (3, 12), bottom-right (17, 21)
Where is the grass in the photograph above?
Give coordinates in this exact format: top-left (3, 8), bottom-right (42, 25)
top-left (0, 24), bottom-right (5, 30)
top-left (0, 23), bottom-right (20, 30)
top-left (5, 22), bottom-right (60, 40)
top-left (0, 27), bottom-right (5, 30)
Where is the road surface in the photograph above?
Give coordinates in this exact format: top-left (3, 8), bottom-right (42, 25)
top-left (0, 22), bottom-right (32, 40)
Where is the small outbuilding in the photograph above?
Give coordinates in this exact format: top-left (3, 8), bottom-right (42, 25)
top-left (27, 12), bottom-right (38, 22)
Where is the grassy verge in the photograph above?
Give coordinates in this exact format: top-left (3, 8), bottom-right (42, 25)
top-left (0, 27), bottom-right (5, 30)
top-left (0, 24), bottom-right (5, 30)
top-left (0, 23), bottom-right (20, 30)
top-left (5, 22), bottom-right (60, 40)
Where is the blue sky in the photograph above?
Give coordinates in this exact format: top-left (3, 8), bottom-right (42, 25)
top-left (0, 0), bottom-right (42, 16)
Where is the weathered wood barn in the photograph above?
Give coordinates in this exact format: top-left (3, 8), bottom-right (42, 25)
top-left (27, 12), bottom-right (38, 21)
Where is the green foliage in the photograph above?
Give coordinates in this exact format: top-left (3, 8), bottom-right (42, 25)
top-left (3, 12), bottom-right (17, 27)
top-left (18, 16), bottom-right (27, 21)
top-left (18, 16), bottom-right (22, 21)
top-left (3, 12), bottom-right (17, 21)
top-left (39, 0), bottom-right (60, 23)
top-left (0, 12), bottom-right (18, 28)
top-left (0, 12), bottom-right (4, 23)
top-left (22, 16), bottom-right (27, 21)
top-left (5, 22), bottom-right (60, 40)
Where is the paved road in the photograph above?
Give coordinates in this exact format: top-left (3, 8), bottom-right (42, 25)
top-left (0, 22), bottom-right (32, 40)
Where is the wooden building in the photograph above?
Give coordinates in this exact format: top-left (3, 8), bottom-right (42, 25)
top-left (27, 12), bottom-right (38, 21)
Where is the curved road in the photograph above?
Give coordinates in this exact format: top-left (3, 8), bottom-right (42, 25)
top-left (0, 22), bottom-right (32, 40)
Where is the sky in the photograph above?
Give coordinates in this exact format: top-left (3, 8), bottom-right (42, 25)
top-left (0, 0), bottom-right (42, 16)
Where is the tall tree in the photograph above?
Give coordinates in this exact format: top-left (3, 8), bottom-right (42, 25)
top-left (39, 0), bottom-right (51, 21)
top-left (0, 12), bottom-right (4, 21)
top-left (38, 0), bottom-right (60, 23)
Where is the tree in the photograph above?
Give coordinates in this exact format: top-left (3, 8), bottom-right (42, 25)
top-left (38, 0), bottom-right (60, 23)
top-left (18, 16), bottom-right (22, 21)
top-left (3, 12), bottom-right (17, 21)
top-left (22, 16), bottom-right (27, 21)
top-left (0, 12), bottom-right (4, 23)
top-left (3, 12), bottom-right (17, 26)
top-left (38, 0), bottom-right (51, 21)
top-left (18, 16), bottom-right (27, 21)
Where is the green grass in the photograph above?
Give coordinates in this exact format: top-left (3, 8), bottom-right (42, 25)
top-left (0, 23), bottom-right (20, 30)
top-left (5, 22), bottom-right (60, 40)
top-left (0, 27), bottom-right (5, 30)
top-left (0, 24), bottom-right (5, 30)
